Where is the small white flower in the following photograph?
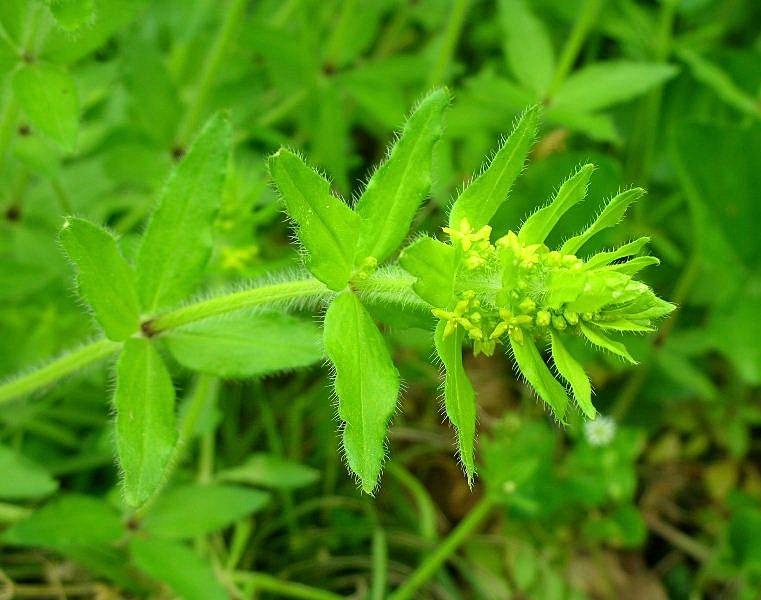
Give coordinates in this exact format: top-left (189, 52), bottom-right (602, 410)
top-left (584, 415), bottom-right (616, 446)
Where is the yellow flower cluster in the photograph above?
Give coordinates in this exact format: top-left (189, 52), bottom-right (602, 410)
top-left (433, 217), bottom-right (595, 355)
top-left (443, 218), bottom-right (495, 271)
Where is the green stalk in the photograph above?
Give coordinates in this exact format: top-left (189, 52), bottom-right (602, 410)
top-left (150, 278), bottom-right (329, 332)
top-left (0, 339), bottom-right (121, 405)
top-left (371, 527), bottom-right (389, 600)
top-left (427, 0), bottom-right (470, 87)
top-left (232, 572), bottom-right (344, 600)
top-left (627, 0), bottom-right (678, 183)
top-left (177, 0), bottom-right (248, 144)
top-left (388, 495), bottom-right (495, 600)
top-left (0, 273), bottom-right (417, 405)
top-left (548, 0), bottom-right (605, 97)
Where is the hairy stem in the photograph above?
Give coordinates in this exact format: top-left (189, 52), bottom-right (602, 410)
top-left (388, 495), bottom-right (495, 600)
top-left (0, 339), bottom-right (122, 405)
top-left (0, 272), bottom-right (420, 404)
top-left (150, 277), bottom-right (330, 332)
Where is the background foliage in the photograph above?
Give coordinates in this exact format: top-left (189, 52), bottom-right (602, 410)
top-left (1, 0), bottom-right (760, 598)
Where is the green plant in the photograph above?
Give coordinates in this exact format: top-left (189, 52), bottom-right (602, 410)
top-left (0, 89), bottom-right (673, 502)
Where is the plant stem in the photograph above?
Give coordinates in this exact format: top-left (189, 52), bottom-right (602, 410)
top-left (627, 0), bottom-right (678, 183)
top-left (150, 278), bottom-right (329, 332)
top-left (177, 0), bottom-right (248, 144)
top-left (232, 572), bottom-right (344, 600)
top-left (388, 495), bottom-right (495, 600)
top-left (548, 0), bottom-right (605, 97)
top-left (428, 0), bottom-right (469, 87)
top-left (371, 526), bottom-right (389, 600)
top-left (0, 272), bottom-right (417, 405)
top-left (0, 339), bottom-right (121, 405)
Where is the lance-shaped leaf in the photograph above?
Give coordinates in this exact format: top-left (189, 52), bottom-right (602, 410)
top-left (518, 163), bottom-right (595, 245)
top-left (59, 218), bottom-right (140, 341)
top-left (550, 331), bottom-right (595, 419)
top-left (165, 311), bottom-right (323, 378)
top-left (355, 88), bottom-right (449, 263)
top-left (584, 237), bottom-right (650, 269)
top-left (579, 322), bottom-right (637, 364)
top-left (552, 61), bottom-right (678, 113)
top-left (509, 337), bottom-right (568, 420)
top-left (269, 148), bottom-right (359, 290)
top-left (449, 105), bottom-right (539, 230)
top-left (434, 322), bottom-right (477, 485)
top-left (498, 0), bottom-right (555, 98)
top-left (561, 188), bottom-right (644, 255)
top-left (114, 338), bottom-right (177, 507)
top-left (12, 63), bottom-right (79, 151)
top-left (608, 255), bottom-right (660, 276)
top-left (323, 291), bottom-right (400, 494)
top-left (399, 236), bottom-right (456, 307)
top-left (136, 113), bottom-right (230, 314)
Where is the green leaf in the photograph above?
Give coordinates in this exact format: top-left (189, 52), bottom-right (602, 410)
top-left (509, 337), bottom-right (568, 420)
top-left (561, 188), bottom-right (644, 255)
top-left (0, 444), bottom-right (58, 500)
top-left (114, 338), bottom-right (177, 507)
top-left (518, 164), bottom-right (595, 244)
top-left (498, 0), bottom-right (555, 97)
top-left (131, 537), bottom-right (227, 600)
top-left (42, 0), bottom-right (146, 64)
top-left (550, 331), bottom-right (594, 419)
top-left (678, 48), bottom-right (761, 120)
top-left (608, 255), bottom-right (660, 276)
top-left (165, 311), bottom-right (323, 378)
top-left (136, 113), bottom-right (230, 313)
top-left (323, 291), bottom-right (400, 494)
top-left (355, 88), bottom-right (449, 263)
top-left (217, 453), bottom-right (320, 490)
top-left (449, 106), bottom-right (539, 230)
top-left (268, 148), bottom-right (359, 290)
top-left (46, 0), bottom-right (95, 32)
top-left (142, 483), bottom-right (269, 539)
top-left (434, 321), bottom-right (477, 485)
top-left (312, 82), bottom-right (350, 195)
top-left (12, 63), bottom-right (79, 151)
top-left (579, 322), bottom-right (637, 364)
top-left (545, 269), bottom-right (588, 310)
top-left (2, 495), bottom-right (123, 549)
top-left (122, 36), bottom-right (182, 147)
top-left (399, 236), bottom-right (456, 307)
top-left (59, 218), bottom-right (140, 341)
top-left (552, 61), bottom-right (678, 112)
top-left (584, 237), bottom-right (650, 269)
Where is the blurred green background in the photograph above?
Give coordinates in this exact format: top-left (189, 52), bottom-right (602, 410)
top-left (1, 0), bottom-right (760, 598)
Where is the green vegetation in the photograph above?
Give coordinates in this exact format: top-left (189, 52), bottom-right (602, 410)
top-left (1, 1), bottom-right (760, 598)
